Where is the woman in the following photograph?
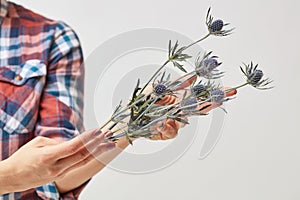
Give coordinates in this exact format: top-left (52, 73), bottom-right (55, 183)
top-left (0, 1), bottom-right (235, 199)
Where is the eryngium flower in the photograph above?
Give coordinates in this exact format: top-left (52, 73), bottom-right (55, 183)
top-left (240, 62), bottom-right (273, 90)
top-left (210, 20), bottom-right (224, 32)
top-left (204, 58), bottom-right (219, 71)
top-left (210, 89), bottom-right (225, 103)
top-left (195, 55), bottom-right (223, 79)
top-left (192, 83), bottom-right (206, 96)
top-left (154, 83), bottom-right (167, 95)
top-left (248, 70), bottom-right (263, 85)
top-left (206, 7), bottom-right (234, 36)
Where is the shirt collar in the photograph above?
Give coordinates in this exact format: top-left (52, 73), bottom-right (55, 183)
top-left (0, 0), bottom-right (8, 24)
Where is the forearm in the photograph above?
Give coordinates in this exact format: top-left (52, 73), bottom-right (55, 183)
top-left (0, 160), bottom-right (16, 194)
top-left (55, 128), bottom-right (131, 194)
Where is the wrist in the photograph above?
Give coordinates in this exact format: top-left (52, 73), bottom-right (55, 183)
top-left (115, 135), bottom-right (132, 150)
top-left (0, 160), bottom-right (15, 194)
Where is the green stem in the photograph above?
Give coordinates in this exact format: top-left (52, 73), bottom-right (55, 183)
top-left (139, 60), bottom-right (170, 95)
top-left (225, 82), bottom-right (248, 93)
top-left (101, 33), bottom-right (212, 134)
top-left (99, 118), bottom-right (112, 130)
top-left (111, 125), bottom-right (128, 134)
top-left (138, 33), bottom-right (211, 95)
top-left (184, 33), bottom-right (211, 50)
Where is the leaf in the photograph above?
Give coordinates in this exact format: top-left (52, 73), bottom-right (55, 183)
top-left (125, 131), bottom-right (133, 145)
top-left (173, 109), bottom-right (182, 116)
top-left (172, 40), bottom-right (179, 56)
top-left (115, 114), bottom-right (131, 121)
top-left (160, 71), bottom-right (166, 82)
top-left (135, 93), bottom-right (145, 101)
top-left (173, 117), bottom-right (189, 125)
top-left (168, 40), bottom-right (172, 57)
top-left (176, 46), bottom-right (186, 54)
top-left (182, 90), bottom-right (187, 100)
top-left (130, 107), bottom-right (135, 121)
top-left (173, 61), bottom-right (187, 73)
top-left (198, 104), bottom-right (211, 112)
top-left (166, 73), bottom-right (171, 82)
top-left (240, 66), bottom-right (246, 76)
top-left (112, 100), bottom-right (123, 115)
top-left (192, 112), bottom-right (208, 116)
top-left (206, 7), bottom-right (211, 23)
top-left (254, 63), bottom-right (258, 71)
top-left (132, 79), bottom-right (140, 99)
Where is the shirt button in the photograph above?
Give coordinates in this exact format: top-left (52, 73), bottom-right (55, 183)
top-left (15, 74), bottom-right (23, 81)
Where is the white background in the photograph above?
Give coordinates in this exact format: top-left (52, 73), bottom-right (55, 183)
top-left (13, 0), bottom-right (300, 199)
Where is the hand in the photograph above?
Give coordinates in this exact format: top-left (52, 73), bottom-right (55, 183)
top-left (150, 75), bottom-right (237, 140)
top-left (0, 129), bottom-right (115, 194)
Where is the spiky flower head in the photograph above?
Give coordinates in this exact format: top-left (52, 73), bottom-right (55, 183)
top-left (240, 62), bottom-right (273, 90)
top-left (195, 52), bottom-right (223, 79)
top-left (152, 71), bottom-right (173, 95)
top-left (210, 89), bottom-right (225, 103)
top-left (248, 70), bottom-right (263, 86)
top-left (154, 83), bottom-right (167, 95)
top-left (192, 83), bottom-right (206, 96)
top-left (203, 57), bottom-right (219, 71)
top-left (210, 20), bottom-right (224, 32)
top-left (206, 7), bottom-right (234, 36)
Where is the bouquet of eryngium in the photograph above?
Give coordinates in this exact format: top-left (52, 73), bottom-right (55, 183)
top-left (101, 8), bottom-right (273, 144)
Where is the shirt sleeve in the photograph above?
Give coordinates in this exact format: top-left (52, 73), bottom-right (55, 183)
top-left (34, 21), bottom-right (87, 200)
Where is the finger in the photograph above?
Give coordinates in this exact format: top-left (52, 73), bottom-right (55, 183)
top-left (223, 87), bottom-right (237, 97)
top-left (149, 121), bottom-right (165, 140)
top-left (51, 129), bottom-right (101, 159)
top-left (57, 142), bottom-right (116, 176)
top-left (156, 95), bottom-right (177, 106)
top-left (197, 102), bottom-right (222, 114)
top-left (225, 89), bottom-right (237, 97)
top-left (149, 133), bottom-right (163, 140)
top-left (174, 75), bottom-right (197, 91)
top-left (157, 119), bottom-right (178, 139)
top-left (56, 131), bottom-right (111, 167)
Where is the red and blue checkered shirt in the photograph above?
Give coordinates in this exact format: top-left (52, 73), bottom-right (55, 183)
top-left (0, 0), bottom-right (86, 199)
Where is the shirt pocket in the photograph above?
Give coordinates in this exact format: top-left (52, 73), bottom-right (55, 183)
top-left (0, 59), bottom-right (47, 135)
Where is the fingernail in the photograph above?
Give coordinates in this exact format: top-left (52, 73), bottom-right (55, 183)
top-left (105, 131), bottom-right (113, 138)
top-left (94, 129), bottom-right (102, 136)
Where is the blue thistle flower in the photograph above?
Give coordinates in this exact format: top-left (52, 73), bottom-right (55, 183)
top-left (195, 53), bottom-right (223, 79)
top-left (192, 84), bottom-right (206, 96)
top-left (203, 58), bottom-right (219, 71)
top-left (210, 20), bottom-right (224, 32)
top-left (210, 89), bottom-right (225, 103)
top-left (240, 62), bottom-right (273, 90)
top-left (154, 83), bottom-right (167, 95)
top-left (248, 69), bottom-right (263, 86)
top-left (206, 7), bottom-right (234, 36)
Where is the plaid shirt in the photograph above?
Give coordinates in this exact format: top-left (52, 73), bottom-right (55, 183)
top-left (0, 0), bottom-right (86, 199)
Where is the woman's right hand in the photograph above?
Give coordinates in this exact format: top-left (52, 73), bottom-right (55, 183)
top-left (0, 129), bottom-right (115, 194)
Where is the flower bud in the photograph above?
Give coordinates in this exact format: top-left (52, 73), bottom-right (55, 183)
top-left (210, 20), bottom-right (224, 32)
top-left (192, 84), bottom-right (206, 96)
top-left (210, 89), bottom-right (225, 103)
top-left (154, 83), bottom-right (167, 95)
top-left (248, 70), bottom-right (263, 86)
